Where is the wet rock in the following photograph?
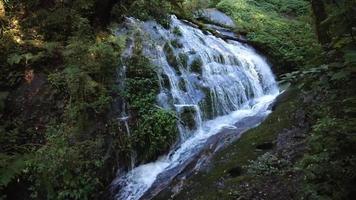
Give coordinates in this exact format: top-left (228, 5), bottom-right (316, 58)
top-left (199, 87), bottom-right (214, 120)
top-left (171, 39), bottom-right (183, 49)
top-left (197, 8), bottom-right (236, 29)
top-left (205, 24), bottom-right (248, 43)
top-left (163, 42), bottom-right (179, 71)
top-left (268, 88), bottom-right (294, 111)
top-left (178, 53), bottom-right (188, 68)
top-left (178, 78), bottom-right (187, 92)
top-left (190, 57), bottom-right (203, 73)
top-left (179, 106), bottom-right (198, 130)
top-left (161, 74), bottom-right (171, 90)
top-left (172, 26), bottom-right (183, 36)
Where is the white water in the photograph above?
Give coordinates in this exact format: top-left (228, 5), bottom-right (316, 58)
top-left (112, 16), bottom-right (279, 200)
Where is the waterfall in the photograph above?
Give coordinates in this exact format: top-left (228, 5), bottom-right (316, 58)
top-left (112, 16), bottom-right (279, 200)
top-left (117, 64), bottom-right (136, 170)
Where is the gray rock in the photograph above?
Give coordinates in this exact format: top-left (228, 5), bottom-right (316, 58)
top-left (204, 24), bottom-right (248, 43)
top-left (198, 8), bottom-right (236, 28)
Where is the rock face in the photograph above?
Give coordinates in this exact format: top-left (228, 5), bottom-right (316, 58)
top-left (204, 24), bottom-right (248, 43)
top-left (195, 9), bottom-right (247, 43)
top-left (198, 8), bottom-right (236, 28)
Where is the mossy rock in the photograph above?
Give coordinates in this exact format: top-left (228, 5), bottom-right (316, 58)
top-left (178, 53), bottom-right (189, 69)
top-left (161, 74), bottom-right (171, 90)
top-left (178, 78), bottom-right (187, 92)
top-left (199, 87), bottom-right (214, 120)
top-left (163, 43), bottom-right (180, 72)
top-left (179, 106), bottom-right (198, 131)
top-left (190, 57), bottom-right (204, 74)
top-left (172, 26), bottom-right (182, 36)
top-left (171, 39), bottom-right (183, 49)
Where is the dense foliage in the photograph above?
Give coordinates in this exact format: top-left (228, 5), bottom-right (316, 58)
top-left (0, 0), bottom-right (355, 199)
top-left (0, 0), bottom-right (180, 199)
top-left (295, 1), bottom-right (356, 198)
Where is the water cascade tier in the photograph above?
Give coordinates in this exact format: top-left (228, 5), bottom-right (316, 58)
top-left (112, 16), bottom-right (280, 200)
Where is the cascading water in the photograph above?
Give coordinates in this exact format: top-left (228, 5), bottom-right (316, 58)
top-left (112, 16), bottom-right (279, 200)
top-left (116, 64), bottom-right (136, 170)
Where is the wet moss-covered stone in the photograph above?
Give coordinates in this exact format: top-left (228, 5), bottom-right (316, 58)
top-left (179, 106), bottom-right (197, 130)
top-left (199, 87), bottom-right (214, 120)
top-left (190, 57), bottom-right (203, 73)
top-left (178, 53), bottom-right (189, 69)
top-left (161, 74), bottom-right (171, 90)
top-left (163, 42), bottom-right (180, 72)
top-left (172, 26), bottom-right (183, 36)
top-left (178, 78), bottom-right (187, 92)
top-left (171, 39), bottom-right (183, 49)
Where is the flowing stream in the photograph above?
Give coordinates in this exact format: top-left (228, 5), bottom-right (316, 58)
top-left (112, 16), bottom-right (279, 200)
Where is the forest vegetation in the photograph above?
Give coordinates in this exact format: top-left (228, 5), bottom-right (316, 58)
top-left (0, 0), bottom-right (355, 199)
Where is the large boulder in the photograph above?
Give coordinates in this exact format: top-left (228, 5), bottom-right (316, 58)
top-left (198, 8), bottom-right (236, 29)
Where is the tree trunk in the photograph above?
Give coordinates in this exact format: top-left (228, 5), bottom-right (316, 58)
top-left (310, 0), bottom-right (330, 45)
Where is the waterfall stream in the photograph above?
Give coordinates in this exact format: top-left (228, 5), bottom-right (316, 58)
top-left (112, 16), bottom-right (279, 200)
